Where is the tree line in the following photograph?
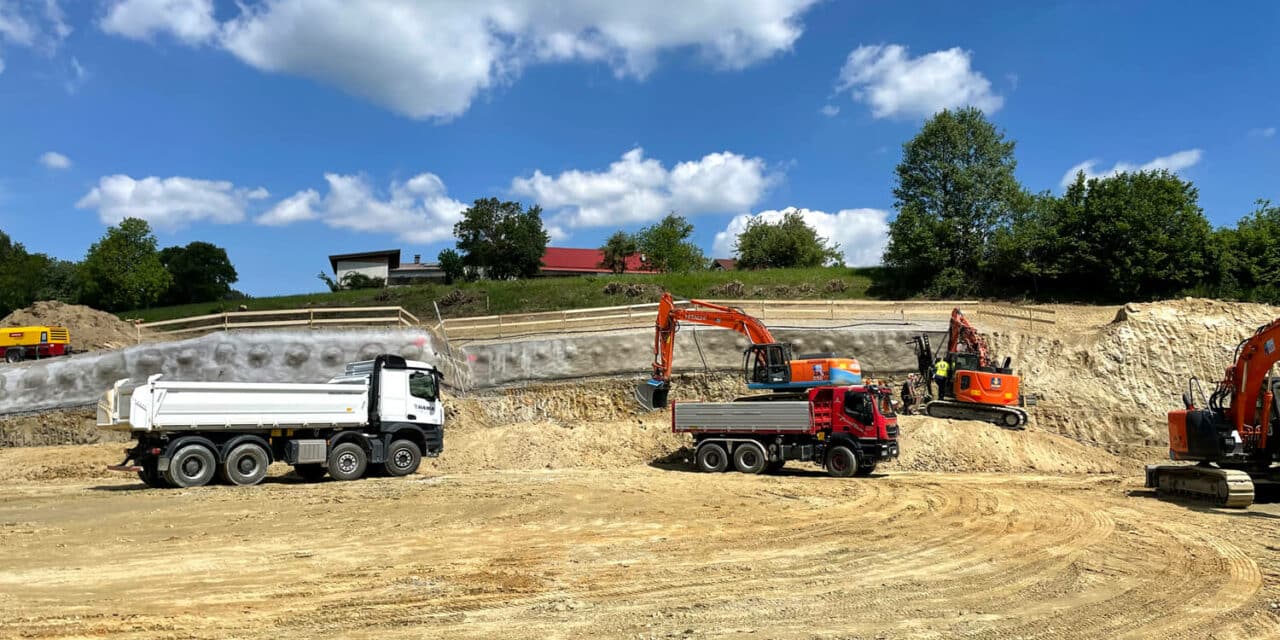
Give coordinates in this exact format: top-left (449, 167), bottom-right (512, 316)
top-left (882, 107), bottom-right (1280, 303)
top-left (0, 218), bottom-right (239, 317)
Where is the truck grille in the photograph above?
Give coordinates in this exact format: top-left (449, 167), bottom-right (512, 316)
top-left (49, 329), bottom-right (69, 342)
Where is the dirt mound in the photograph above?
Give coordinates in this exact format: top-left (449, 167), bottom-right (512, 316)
top-left (886, 416), bottom-right (1128, 474)
top-left (0, 409), bottom-right (130, 447)
top-left (989, 298), bottom-right (1280, 447)
top-left (0, 443), bottom-right (122, 482)
top-left (1, 301), bottom-right (149, 351)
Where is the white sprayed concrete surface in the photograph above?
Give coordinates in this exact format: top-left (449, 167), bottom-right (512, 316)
top-left (0, 322), bottom-right (946, 414)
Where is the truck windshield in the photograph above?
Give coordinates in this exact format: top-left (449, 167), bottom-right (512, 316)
top-left (877, 392), bottom-right (896, 418)
top-left (409, 371), bottom-right (437, 401)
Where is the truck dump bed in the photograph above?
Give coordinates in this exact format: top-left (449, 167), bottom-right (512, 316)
top-left (98, 377), bottom-right (370, 432)
top-left (673, 401), bottom-right (813, 434)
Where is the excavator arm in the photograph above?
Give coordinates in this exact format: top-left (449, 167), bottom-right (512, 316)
top-left (947, 308), bottom-right (992, 367)
top-left (1218, 316), bottom-right (1280, 450)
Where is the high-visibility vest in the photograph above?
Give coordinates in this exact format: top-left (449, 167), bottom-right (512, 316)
top-left (934, 360), bottom-right (949, 377)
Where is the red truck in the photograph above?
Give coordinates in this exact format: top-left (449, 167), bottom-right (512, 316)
top-left (673, 384), bottom-right (900, 476)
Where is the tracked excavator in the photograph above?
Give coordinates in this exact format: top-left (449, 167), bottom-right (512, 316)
top-left (1146, 317), bottom-right (1280, 508)
top-left (635, 292), bottom-right (861, 410)
top-left (906, 308), bottom-right (1031, 428)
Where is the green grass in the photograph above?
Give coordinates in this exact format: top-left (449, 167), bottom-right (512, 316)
top-left (124, 267), bottom-right (882, 323)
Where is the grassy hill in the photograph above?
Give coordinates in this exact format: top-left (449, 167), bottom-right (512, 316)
top-left (125, 267), bottom-right (880, 323)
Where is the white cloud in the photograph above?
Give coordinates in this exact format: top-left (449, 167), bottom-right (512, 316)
top-left (819, 104), bottom-right (839, 117)
top-left (38, 151), bottom-right (70, 169)
top-left (713, 206), bottom-right (890, 267)
top-left (1248, 126), bottom-right (1276, 139)
top-left (76, 175), bottom-right (268, 229)
top-left (0, 0), bottom-right (71, 71)
top-left (100, 0), bottom-right (818, 120)
top-left (836, 44), bottom-right (1002, 119)
top-left (1058, 149), bottom-right (1203, 189)
top-left (99, 0), bottom-right (218, 44)
top-left (260, 173), bottom-right (466, 244)
top-left (512, 147), bottom-right (775, 229)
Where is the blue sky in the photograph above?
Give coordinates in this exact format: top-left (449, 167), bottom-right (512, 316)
top-left (1, 0), bottom-right (1277, 296)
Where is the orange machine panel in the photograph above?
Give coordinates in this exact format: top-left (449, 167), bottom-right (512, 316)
top-left (1167, 409), bottom-right (1190, 456)
top-left (790, 357), bottom-right (861, 385)
top-left (952, 371), bottom-right (1021, 407)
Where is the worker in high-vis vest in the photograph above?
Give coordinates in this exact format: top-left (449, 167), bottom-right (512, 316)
top-left (932, 357), bottom-right (950, 399)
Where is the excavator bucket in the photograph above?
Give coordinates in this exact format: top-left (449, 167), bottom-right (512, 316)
top-left (635, 379), bottom-right (670, 411)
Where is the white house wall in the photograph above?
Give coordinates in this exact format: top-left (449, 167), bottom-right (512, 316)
top-left (335, 259), bottom-right (390, 282)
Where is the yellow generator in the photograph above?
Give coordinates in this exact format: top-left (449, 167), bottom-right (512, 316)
top-left (1, 326), bottom-right (71, 363)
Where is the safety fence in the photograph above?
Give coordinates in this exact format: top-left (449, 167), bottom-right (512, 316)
top-left (137, 306), bottom-right (420, 339)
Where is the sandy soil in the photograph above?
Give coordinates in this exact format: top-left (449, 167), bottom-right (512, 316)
top-left (1, 301), bottom-right (151, 352)
top-left (0, 454), bottom-right (1277, 640)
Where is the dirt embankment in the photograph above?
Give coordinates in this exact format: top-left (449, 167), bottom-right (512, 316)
top-left (1, 301), bottom-right (150, 351)
top-left (0, 409), bottom-right (130, 448)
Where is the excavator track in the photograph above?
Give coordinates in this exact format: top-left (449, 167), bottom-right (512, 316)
top-left (924, 400), bottom-right (1028, 429)
top-left (1145, 464), bottom-right (1254, 509)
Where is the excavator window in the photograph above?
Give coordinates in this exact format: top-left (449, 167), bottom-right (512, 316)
top-left (746, 344), bottom-right (792, 385)
top-left (959, 375), bottom-right (971, 391)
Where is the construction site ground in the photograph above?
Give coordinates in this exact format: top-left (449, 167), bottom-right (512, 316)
top-left (4, 298), bottom-right (1280, 638)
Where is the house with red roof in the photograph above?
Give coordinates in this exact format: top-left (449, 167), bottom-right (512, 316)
top-left (539, 247), bottom-right (657, 276)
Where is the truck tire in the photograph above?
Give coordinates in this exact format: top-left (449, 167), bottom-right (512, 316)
top-left (328, 442), bottom-right (368, 481)
top-left (766, 459), bottom-right (786, 473)
top-left (5, 349), bottom-right (21, 363)
top-left (222, 443), bottom-right (270, 486)
top-left (163, 444), bottom-right (217, 488)
top-left (383, 439), bottom-right (422, 477)
top-left (695, 443), bottom-right (729, 473)
top-left (826, 446), bottom-right (858, 478)
top-left (733, 442), bottom-right (767, 474)
top-left (293, 464), bottom-right (327, 482)
top-left (138, 461), bottom-right (168, 488)
top-left (855, 461), bottom-right (878, 477)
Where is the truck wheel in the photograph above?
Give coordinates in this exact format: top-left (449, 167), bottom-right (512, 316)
top-left (328, 442), bottom-right (367, 481)
top-left (766, 459), bottom-right (786, 473)
top-left (383, 439), bottom-right (422, 477)
top-left (163, 444), bottom-right (216, 488)
top-left (695, 443), bottom-right (729, 473)
top-left (223, 443), bottom-right (270, 486)
top-left (733, 442), bottom-right (767, 474)
top-left (138, 461), bottom-right (168, 488)
top-left (855, 461), bottom-right (878, 477)
top-left (4, 350), bottom-right (21, 363)
top-left (826, 446), bottom-right (858, 478)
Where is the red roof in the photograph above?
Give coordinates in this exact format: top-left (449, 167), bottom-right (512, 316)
top-left (541, 247), bottom-right (657, 274)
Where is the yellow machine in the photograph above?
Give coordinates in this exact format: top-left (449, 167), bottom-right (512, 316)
top-left (1, 326), bottom-right (71, 363)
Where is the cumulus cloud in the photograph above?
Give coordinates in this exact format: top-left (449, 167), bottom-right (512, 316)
top-left (1058, 149), bottom-right (1203, 189)
top-left (819, 104), bottom-right (839, 117)
top-left (512, 147), bottom-right (775, 229)
top-left (1248, 126), bottom-right (1276, 139)
top-left (712, 206), bottom-right (890, 267)
top-left (99, 0), bottom-right (218, 44)
top-left (76, 175), bottom-right (268, 229)
top-left (836, 44), bottom-right (1002, 119)
top-left (38, 151), bottom-right (70, 169)
top-left (99, 0), bottom-right (819, 120)
top-left (259, 173), bottom-right (466, 244)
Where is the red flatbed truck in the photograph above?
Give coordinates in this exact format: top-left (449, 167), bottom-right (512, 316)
top-left (673, 384), bottom-right (900, 476)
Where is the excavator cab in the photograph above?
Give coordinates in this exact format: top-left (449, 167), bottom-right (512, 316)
top-left (745, 343), bottom-right (793, 386)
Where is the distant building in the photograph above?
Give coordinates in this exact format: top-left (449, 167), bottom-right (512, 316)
top-left (327, 250), bottom-right (445, 286)
top-left (711, 258), bottom-right (736, 271)
top-left (328, 247), bottom-right (655, 287)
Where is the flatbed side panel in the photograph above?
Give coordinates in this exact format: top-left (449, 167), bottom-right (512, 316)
top-left (136, 385), bottom-right (370, 432)
top-left (674, 401), bottom-right (812, 433)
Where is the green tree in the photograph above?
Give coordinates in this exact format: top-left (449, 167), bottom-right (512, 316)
top-left (0, 230), bottom-right (47, 317)
top-left (735, 211), bottom-right (840, 269)
top-left (437, 248), bottom-right (465, 284)
top-left (883, 107), bottom-right (1024, 296)
top-left (1213, 200), bottom-right (1280, 302)
top-left (454, 198), bottom-right (549, 280)
top-left (635, 214), bottom-right (705, 273)
top-left (158, 241), bottom-right (239, 305)
top-left (33, 257), bottom-right (83, 304)
top-left (599, 231), bottom-right (638, 273)
top-left (80, 218), bottom-right (173, 311)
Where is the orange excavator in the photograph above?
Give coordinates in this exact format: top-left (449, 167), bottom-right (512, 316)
top-left (906, 308), bottom-right (1031, 428)
top-left (1146, 317), bottom-right (1280, 508)
top-left (635, 292), bottom-right (862, 410)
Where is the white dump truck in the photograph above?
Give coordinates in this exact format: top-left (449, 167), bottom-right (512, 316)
top-left (97, 354), bottom-right (444, 488)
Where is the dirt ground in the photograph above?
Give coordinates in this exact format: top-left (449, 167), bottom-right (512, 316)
top-left (0, 449), bottom-right (1278, 640)
top-left (1, 301), bottom-right (150, 351)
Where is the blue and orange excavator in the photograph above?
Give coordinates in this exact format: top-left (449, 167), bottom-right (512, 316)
top-left (1146, 317), bottom-right (1280, 508)
top-left (635, 292), bottom-right (861, 410)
